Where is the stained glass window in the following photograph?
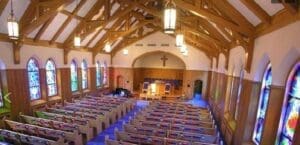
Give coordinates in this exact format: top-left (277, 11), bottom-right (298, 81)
top-left (81, 60), bottom-right (88, 89)
top-left (45, 59), bottom-right (57, 96)
top-left (70, 60), bottom-right (78, 92)
top-left (103, 61), bottom-right (108, 86)
top-left (27, 58), bottom-right (41, 100)
top-left (96, 61), bottom-right (102, 87)
top-left (277, 63), bottom-right (300, 145)
top-left (253, 64), bottom-right (272, 144)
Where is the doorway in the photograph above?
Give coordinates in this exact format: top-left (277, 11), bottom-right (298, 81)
top-left (193, 80), bottom-right (203, 100)
top-left (117, 75), bottom-right (124, 88)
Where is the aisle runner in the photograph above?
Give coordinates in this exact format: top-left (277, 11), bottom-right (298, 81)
top-left (87, 100), bottom-right (149, 145)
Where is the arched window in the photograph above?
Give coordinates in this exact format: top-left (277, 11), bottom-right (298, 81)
top-left (253, 63), bottom-right (272, 144)
top-left (70, 59), bottom-right (78, 92)
top-left (277, 63), bottom-right (300, 145)
top-left (96, 61), bottom-right (101, 87)
top-left (81, 60), bottom-right (88, 89)
top-left (45, 59), bottom-right (58, 97)
top-left (27, 58), bottom-right (41, 100)
top-left (103, 61), bottom-right (108, 86)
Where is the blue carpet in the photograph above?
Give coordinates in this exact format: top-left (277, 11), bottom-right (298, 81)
top-left (87, 100), bottom-right (149, 145)
top-left (87, 99), bottom-right (208, 145)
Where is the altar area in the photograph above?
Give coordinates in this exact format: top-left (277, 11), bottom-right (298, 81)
top-left (139, 78), bottom-right (183, 100)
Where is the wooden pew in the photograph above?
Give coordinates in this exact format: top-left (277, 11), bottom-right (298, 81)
top-left (20, 115), bottom-right (83, 145)
top-left (129, 120), bottom-right (216, 135)
top-left (46, 108), bottom-right (103, 134)
top-left (0, 129), bottom-right (61, 145)
top-left (135, 115), bottom-right (214, 128)
top-left (105, 139), bottom-right (137, 145)
top-left (5, 120), bottom-right (66, 144)
top-left (63, 102), bottom-right (112, 126)
top-left (35, 111), bottom-right (93, 140)
top-left (137, 111), bottom-right (212, 123)
top-left (123, 124), bottom-right (219, 144)
top-left (115, 131), bottom-right (217, 145)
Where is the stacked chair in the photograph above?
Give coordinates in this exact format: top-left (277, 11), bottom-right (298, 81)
top-left (107, 101), bottom-right (223, 145)
top-left (0, 95), bottom-right (135, 145)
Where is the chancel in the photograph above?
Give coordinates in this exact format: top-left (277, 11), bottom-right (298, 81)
top-left (0, 0), bottom-right (299, 145)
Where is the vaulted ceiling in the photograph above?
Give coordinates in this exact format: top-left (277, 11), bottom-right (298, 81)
top-left (0, 0), bottom-right (299, 68)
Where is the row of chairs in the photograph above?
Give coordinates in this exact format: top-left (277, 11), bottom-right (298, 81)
top-left (0, 95), bottom-right (135, 145)
top-left (107, 101), bottom-right (223, 145)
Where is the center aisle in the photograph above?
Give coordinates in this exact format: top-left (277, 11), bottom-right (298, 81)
top-left (87, 100), bottom-right (149, 145)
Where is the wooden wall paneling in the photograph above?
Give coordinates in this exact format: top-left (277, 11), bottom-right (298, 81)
top-left (229, 77), bottom-right (239, 119)
top-left (182, 70), bottom-right (208, 100)
top-left (59, 68), bottom-right (71, 102)
top-left (224, 75), bottom-right (233, 113)
top-left (109, 67), bottom-right (113, 90)
top-left (112, 67), bottom-right (134, 91)
top-left (89, 67), bottom-right (96, 92)
top-left (233, 79), bottom-right (261, 145)
top-left (6, 69), bottom-right (30, 119)
top-left (242, 81), bottom-right (261, 143)
top-left (205, 71), bottom-right (212, 101)
top-left (260, 85), bottom-right (285, 145)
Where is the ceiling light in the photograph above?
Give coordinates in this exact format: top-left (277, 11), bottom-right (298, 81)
top-left (164, 0), bottom-right (176, 34)
top-left (104, 43), bottom-right (111, 52)
top-left (7, 0), bottom-right (19, 40)
top-left (183, 49), bottom-right (188, 56)
top-left (176, 34), bottom-right (184, 47)
top-left (74, 34), bottom-right (81, 47)
top-left (180, 44), bottom-right (187, 53)
top-left (123, 49), bottom-right (128, 55)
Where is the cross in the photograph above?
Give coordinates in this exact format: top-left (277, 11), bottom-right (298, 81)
top-left (161, 55), bottom-right (168, 67)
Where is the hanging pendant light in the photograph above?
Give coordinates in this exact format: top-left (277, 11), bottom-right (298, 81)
top-left (176, 34), bottom-right (184, 47)
top-left (74, 33), bottom-right (81, 47)
top-left (164, 0), bottom-right (176, 34)
top-left (180, 44), bottom-right (187, 53)
top-left (123, 49), bottom-right (128, 55)
top-left (104, 42), bottom-right (111, 52)
top-left (183, 49), bottom-right (188, 56)
top-left (7, 0), bottom-right (19, 40)
top-left (74, 0), bottom-right (80, 47)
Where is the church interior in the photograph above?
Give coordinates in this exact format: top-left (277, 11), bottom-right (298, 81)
top-left (0, 0), bottom-right (299, 145)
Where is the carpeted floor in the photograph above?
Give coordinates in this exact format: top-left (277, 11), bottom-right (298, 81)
top-left (87, 100), bottom-right (149, 145)
top-left (87, 97), bottom-right (207, 145)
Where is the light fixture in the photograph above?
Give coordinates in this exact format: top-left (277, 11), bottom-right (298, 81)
top-left (104, 43), bottom-right (111, 52)
top-left (180, 44), bottom-right (187, 53)
top-left (164, 0), bottom-right (176, 34)
top-left (74, 33), bottom-right (81, 47)
top-left (183, 49), bottom-right (188, 56)
top-left (123, 49), bottom-right (128, 55)
top-left (176, 34), bottom-right (184, 47)
top-left (7, 0), bottom-right (19, 39)
top-left (74, 0), bottom-right (80, 47)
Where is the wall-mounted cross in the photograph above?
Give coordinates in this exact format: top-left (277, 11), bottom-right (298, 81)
top-left (161, 55), bottom-right (168, 67)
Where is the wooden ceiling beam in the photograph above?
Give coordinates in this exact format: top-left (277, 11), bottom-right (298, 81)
top-left (282, 2), bottom-right (299, 15)
top-left (34, 15), bottom-right (56, 41)
top-left (93, 20), bottom-right (156, 53)
top-left (20, 0), bottom-right (72, 36)
top-left (66, 3), bottom-right (135, 48)
top-left (0, 0), bottom-right (8, 16)
top-left (111, 28), bottom-right (160, 56)
top-left (240, 0), bottom-right (271, 24)
top-left (211, 0), bottom-right (254, 30)
top-left (50, 0), bottom-right (87, 44)
top-left (173, 0), bottom-right (253, 37)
